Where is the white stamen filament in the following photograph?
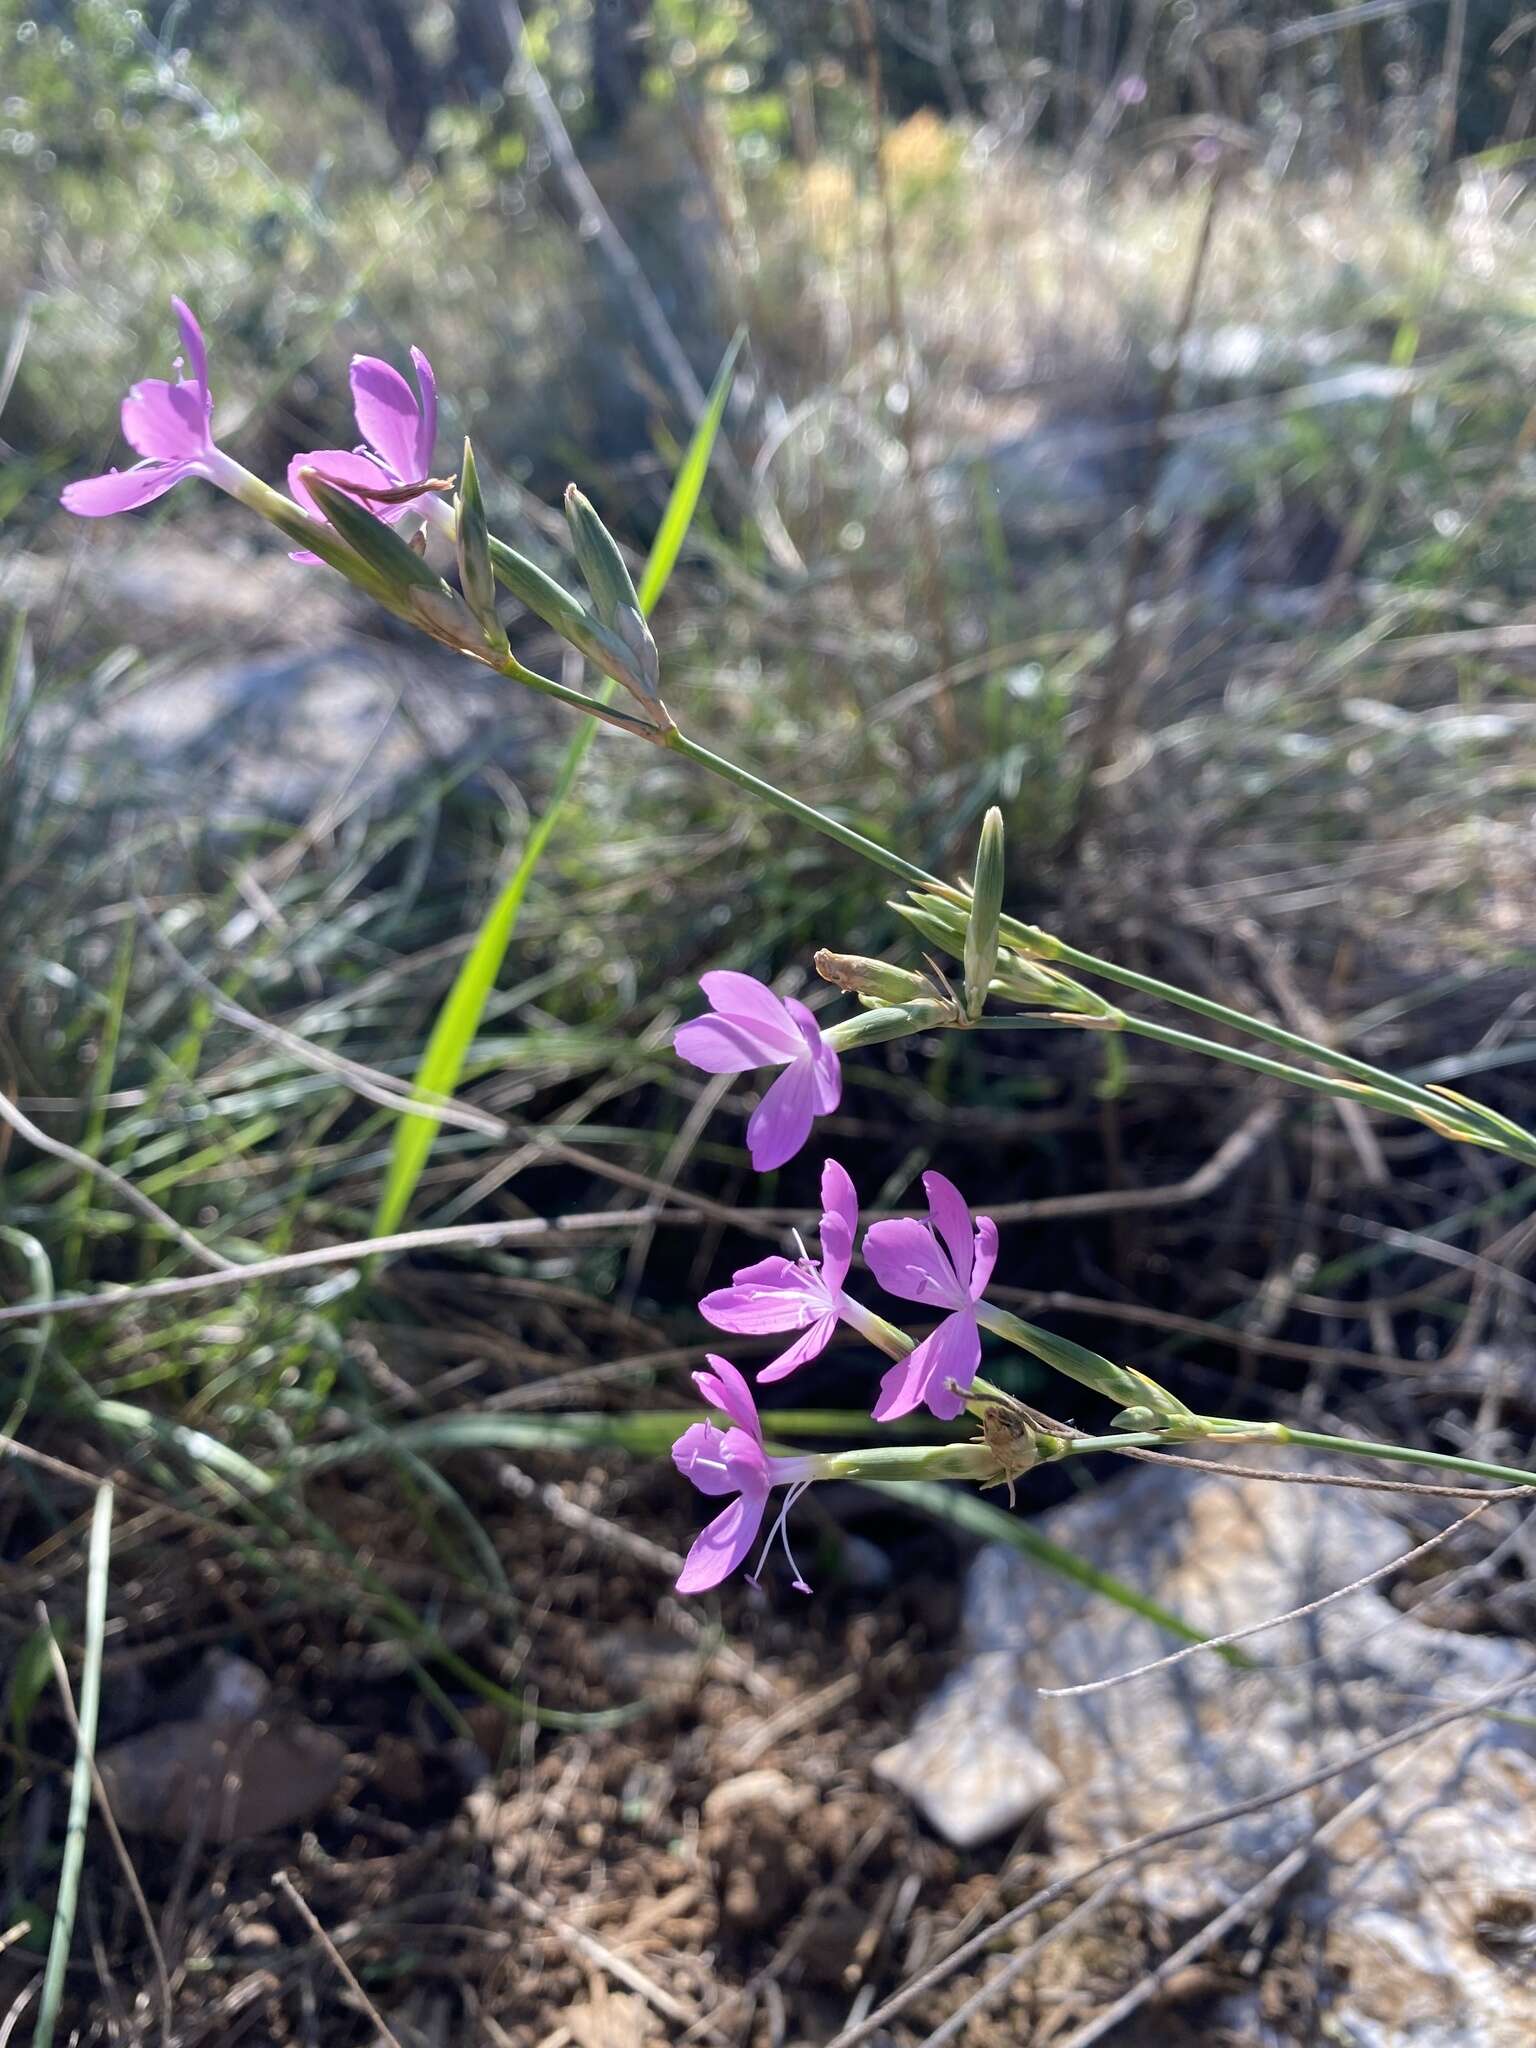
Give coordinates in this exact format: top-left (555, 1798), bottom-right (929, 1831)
top-left (749, 1478), bottom-right (815, 1594)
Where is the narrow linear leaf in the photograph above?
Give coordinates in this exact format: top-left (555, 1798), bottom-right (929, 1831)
top-left (34, 1484), bottom-right (112, 2048)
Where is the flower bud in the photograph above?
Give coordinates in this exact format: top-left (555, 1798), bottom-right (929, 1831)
top-left (455, 438), bottom-right (507, 655)
top-left (822, 997), bottom-right (960, 1051)
top-left (300, 469), bottom-right (445, 597)
top-left (481, 530), bottom-right (666, 724)
top-left (299, 469), bottom-right (479, 647)
top-left (814, 950), bottom-right (933, 1003)
top-left (888, 900), bottom-right (964, 960)
top-left (564, 485), bottom-right (662, 706)
top-left (1110, 1405), bottom-right (1157, 1432)
top-left (988, 957), bottom-right (1112, 1015)
top-left (964, 806), bottom-right (1005, 1021)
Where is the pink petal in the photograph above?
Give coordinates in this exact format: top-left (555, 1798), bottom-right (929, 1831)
top-left (694, 1355), bottom-right (761, 1438)
top-left (700, 1257), bottom-right (823, 1335)
top-left (863, 1216), bottom-right (967, 1310)
top-left (409, 347), bottom-right (438, 475)
top-left (871, 1309), bottom-right (979, 1422)
top-left (672, 1419), bottom-right (737, 1496)
top-left (923, 1172), bottom-right (976, 1293)
top-left (821, 1159), bottom-right (858, 1241)
top-left (674, 1013), bottom-right (793, 1075)
top-left (171, 297), bottom-right (210, 408)
top-left (287, 448), bottom-right (399, 524)
top-left (818, 1159), bottom-right (858, 1291)
top-left (970, 1214), bottom-right (999, 1299)
top-left (61, 460), bottom-right (190, 516)
top-left (786, 997), bottom-right (841, 1113)
top-left (746, 1054), bottom-right (818, 1172)
top-left (676, 1488), bottom-right (769, 1594)
top-left (817, 1213), bottom-right (854, 1298)
top-left (698, 973), bottom-right (803, 1057)
top-left (756, 1311), bottom-right (839, 1383)
top-left (350, 354), bottom-right (424, 483)
top-left (121, 378), bottom-right (208, 462)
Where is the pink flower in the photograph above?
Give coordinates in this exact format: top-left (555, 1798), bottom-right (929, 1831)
top-left (287, 348), bottom-right (439, 559)
top-left (62, 299), bottom-right (238, 516)
top-left (671, 1356), bottom-right (818, 1594)
top-left (700, 1158), bottom-right (859, 1381)
top-left (863, 1172), bottom-right (998, 1422)
top-left (674, 972), bottom-right (841, 1173)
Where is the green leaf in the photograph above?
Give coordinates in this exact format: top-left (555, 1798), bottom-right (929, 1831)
top-left (372, 334), bottom-right (743, 1237)
top-left (34, 1484), bottom-right (112, 2048)
top-left (635, 329), bottom-right (743, 614)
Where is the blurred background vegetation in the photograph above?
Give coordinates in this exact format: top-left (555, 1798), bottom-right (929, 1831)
top-left (4, 1), bottom-right (1536, 2039)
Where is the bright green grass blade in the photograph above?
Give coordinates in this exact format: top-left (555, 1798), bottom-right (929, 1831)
top-left (635, 330), bottom-right (743, 615)
top-left (372, 333), bottom-right (744, 1236)
top-left (34, 1483), bottom-right (112, 2048)
top-left (866, 1479), bottom-right (1253, 1667)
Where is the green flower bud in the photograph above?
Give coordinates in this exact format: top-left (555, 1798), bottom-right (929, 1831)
top-left (299, 469), bottom-right (479, 648)
top-left (888, 900), bottom-right (965, 960)
top-left (814, 950), bottom-right (934, 1003)
top-left (822, 997), bottom-right (960, 1051)
top-left (299, 470), bottom-right (445, 597)
top-left (455, 439), bottom-right (507, 655)
top-left (564, 485), bottom-right (661, 706)
top-left (1110, 1405), bottom-right (1157, 1432)
top-left (964, 806), bottom-right (1005, 1022)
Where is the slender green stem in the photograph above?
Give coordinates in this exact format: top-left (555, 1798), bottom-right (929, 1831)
top-left (1038, 924), bottom-right (1524, 1135)
top-left (244, 475), bottom-right (1524, 1152)
top-left (35, 1484), bottom-right (113, 2048)
top-left (1268, 1422), bottom-right (1536, 1491)
top-left (660, 733), bottom-right (1532, 1157)
top-left (450, 489), bottom-right (1531, 1163)
top-left (1042, 1430), bottom-right (1176, 1457)
top-left (1119, 1015), bottom-right (1487, 1134)
top-left (664, 729), bottom-right (935, 889)
top-left (491, 651), bottom-right (656, 736)
top-left (1048, 1412), bottom-right (1536, 1491)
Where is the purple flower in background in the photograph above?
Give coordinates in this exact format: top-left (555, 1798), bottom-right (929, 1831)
top-left (674, 972), bottom-right (841, 1172)
top-left (671, 1356), bottom-right (818, 1594)
top-left (62, 299), bottom-right (237, 516)
top-left (287, 348), bottom-right (440, 557)
top-left (700, 1158), bottom-right (859, 1381)
top-left (863, 1171), bottom-right (998, 1422)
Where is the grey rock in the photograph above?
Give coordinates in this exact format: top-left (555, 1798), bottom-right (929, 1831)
top-left (874, 1653), bottom-right (1065, 1849)
top-left (97, 1714), bottom-right (347, 1841)
top-left (885, 1460), bottom-right (1536, 2043)
top-left (18, 530), bottom-right (536, 821)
